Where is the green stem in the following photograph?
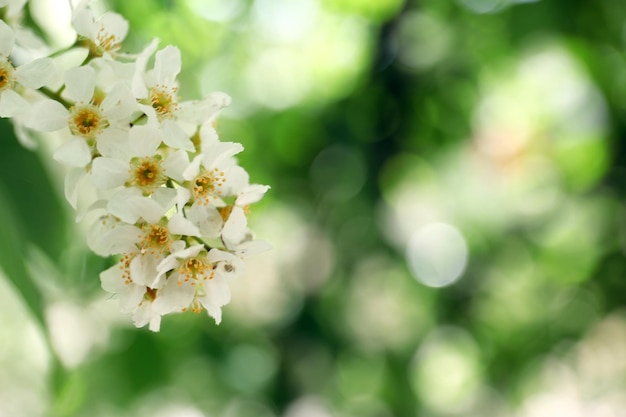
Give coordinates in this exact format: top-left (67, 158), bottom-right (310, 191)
top-left (38, 86), bottom-right (72, 109)
top-left (130, 113), bottom-right (147, 126)
top-left (185, 236), bottom-right (213, 252)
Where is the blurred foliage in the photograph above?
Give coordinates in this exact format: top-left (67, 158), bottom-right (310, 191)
top-left (3, 0), bottom-right (626, 416)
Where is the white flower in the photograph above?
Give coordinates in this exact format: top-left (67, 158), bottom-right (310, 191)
top-left (0, 0), bottom-right (270, 331)
top-left (100, 261), bottom-right (152, 313)
top-left (184, 202), bottom-right (224, 240)
top-left (132, 45), bottom-right (181, 122)
top-left (91, 124), bottom-right (190, 197)
top-left (27, 65), bottom-right (136, 167)
top-left (219, 181), bottom-right (269, 246)
top-left (86, 211), bottom-right (139, 256)
top-left (0, 19), bottom-right (55, 118)
top-left (179, 135), bottom-right (250, 239)
top-left (100, 263), bottom-right (164, 331)
top-left (132, 294), bottom-right (162, 331)
top-left (97, 197), bottom-right (201, 331)
top-left (132, 45), bottom-right (231, 127)
top-left (152, 245), bottom-right (244, 324)
top-left (177, 91), bottom-right (232, 126)
top-left (98, 200), bottom-right (201, 326)
top-left (72, 0), bottom-right (129, 59)
top-left (183, 138), bottom-right (247, 206)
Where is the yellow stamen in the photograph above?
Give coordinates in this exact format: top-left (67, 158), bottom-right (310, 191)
top-left (193, 168), bottom-right (226, 205)
top-left (149, 84), bottom-right (179, 119)
top-left (96, 27), bottom-right (122, 53)
top-left (139, 224), bottom-right (171, 254)
top-left (68, 104), bottom-right (108, 138)
top-left (177, 256), bottom-right (214, 284)
top-left (127, 156), bottom-right (165, 195)
top-left (0, 59), bottom-right (14, 92)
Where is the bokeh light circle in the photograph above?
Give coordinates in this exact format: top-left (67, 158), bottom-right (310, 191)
top-left (406, 222), bottom-right (468, 287)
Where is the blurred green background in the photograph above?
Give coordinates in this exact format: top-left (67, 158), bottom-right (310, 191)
top-left (2, 0), bottom-right (626, 416)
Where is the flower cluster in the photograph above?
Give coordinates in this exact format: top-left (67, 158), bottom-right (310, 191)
top-left (0, 0), bottom-right (269, 331)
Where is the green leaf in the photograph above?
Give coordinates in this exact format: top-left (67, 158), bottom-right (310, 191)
top-left (0, 182), bottom-right (45, 326)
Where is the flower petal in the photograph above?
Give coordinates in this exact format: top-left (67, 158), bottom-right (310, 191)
top-left (128, 124), bottom-right (161, 156)
top-left (64, 167), bottom-right (87, 209)
top-left (225, 165), bottom-right (250, 195)
top-left (162, 149), bottom-right (189, 182)
top-left (172, 244), bottom-right (204, 260)
top-left (0, 20), bottom-right (15, 56)
top-left (155, 254), bottom-right (180, 278)
top-left (152, 276), bottom-right (195, 315)
top-left (168, 213), bottom-right (201, 237)
top-left (93, 224), bottom-right (141, 256)
top-left (199, 123), bottom-right (219, 152)
top-left (176, 187), bottom-right (191, 210)
top-left (96, 127), bottom-right (131, 159)
top-left (100, 263), bottom-right (127, 294)
top-left (177, 91), bottom-right (231, 124)
top-left (99, 12), bottom-right (129, 43)
top-left (161, 119), bottom-right (193, 151)
top-left (132, 302), bottom-right (156, 329)
top-left (206, 248), bottom-right (239, 264)
top-left (186, 203), bottom-right (223, 239)
top-left (221, 206), bottom-right (247, 247)
top-left (72, 0), bottom-right (96, 38)
top-left (182, 154), bottom-right (203, 181)
top-left (100, 82), bottom-right (136, 120)
top-left (235, 239), bottom-right (272, 257)
top-left (202, 141), bottom-right (244, 169)
top-left (236, 184), bottom-right (270, 206)
top-left (214, 254), bottom-right (245, 279)
top-left (91, 157), bottom-right (128, 189)
top-left (107, 190), bottom-right (165, 224)
top-left (25, 99), bottom-right (69, 132)
top-left (130, 253), bottom-right (161, 286)
top-left (14, 57), bottom-right (55, 89)
top-left (152, 187), bottom-right (178, 211)
top-left (0, 89), bottom-right (29, 118)
top-left (131, 38), bottom-right (159, 99)
top-left (13, 122), bottom-right (38, 150)
top-left (53, 137), bottom-right (91, 167)
top-left (154, 46), bottom-right (181, 85)
top-left (64, 65), bottom-right (96, 103)
top-left (199, 277), bottom-right (231, 324)
top-left (148, 314), bottom-right (162, 332)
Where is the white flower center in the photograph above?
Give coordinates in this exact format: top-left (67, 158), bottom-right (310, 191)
top-left (139, 224), bottom-right (171, 254)
top-left (183, 299), bottom-right (204, 314)
top-left (148, 84), bottom-right (179, 119)
top-left (177, 256), bottom-right (214, 285)
top-left (96, 26), bottom-right (122, 54)
top-left (127, 156), bottom-right (165, 195)
top-left (193, 168), bottom-right (226, 205)
top-left (68, 104), bottom-right (108, 138)
top-left (0, 58), bottom-right (15, 92)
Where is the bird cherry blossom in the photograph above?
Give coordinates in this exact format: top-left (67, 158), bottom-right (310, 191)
top-left (0, 19), bottom-right (54, 118)
top-left (27, 65), bottom-right (136, 167)
top-left (1, 0), bottom-right (270, 332)
top-left (72, 0), bottom-right (129, 59)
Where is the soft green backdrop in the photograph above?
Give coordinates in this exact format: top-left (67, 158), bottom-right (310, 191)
top-left (2, 0), bottom-right (626, 416)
